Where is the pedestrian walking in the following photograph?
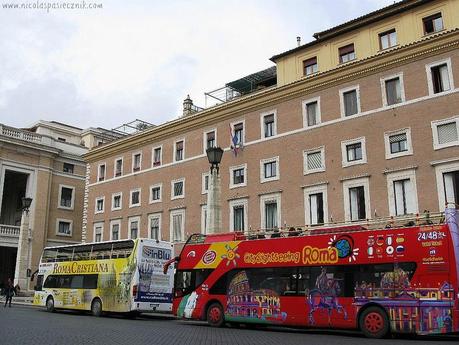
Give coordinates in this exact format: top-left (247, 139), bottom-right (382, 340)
top-left (4, 278), bottom-right (15, 308)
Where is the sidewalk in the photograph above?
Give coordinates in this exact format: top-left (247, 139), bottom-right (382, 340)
top-left (1, 295), bottom-right (35, 306)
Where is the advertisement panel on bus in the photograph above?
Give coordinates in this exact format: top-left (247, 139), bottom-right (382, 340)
top-left (172, 209), bottom-right (459, 338)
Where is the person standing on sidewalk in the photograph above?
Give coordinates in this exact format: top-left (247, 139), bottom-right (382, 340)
top-left (4, 278), bottom-right (14, 308)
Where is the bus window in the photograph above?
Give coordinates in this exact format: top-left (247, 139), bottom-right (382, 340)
top-left (70, 275), bottom-right (84, 289)
top-left (297, 267), bottom-right (311, 295)
top-left (43, 275), bottom-right (58, 288)
top-left (83, 275), bottom-right (98, 289)
top-left (174, 269), bottom-right (212, 296)
top-left (56, 247), bottom-right (74, 262)
top-left (209, 270), bottom-right (239, 295)
top-left (35, 275), bottom-right (44, 291)
top-left (245, 268), bottom-right (298, 296)
top-left (73, 245), bottom-right (92, 261)
top-left (58, 276), bottom-right (72, 289)
top-left (42, 249), bottom-right (58, 263)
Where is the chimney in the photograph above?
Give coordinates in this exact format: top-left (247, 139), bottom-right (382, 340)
top-left (182, 94), bottom-right (193, 117)
top-left (297, 36), bottom-right (301, 47)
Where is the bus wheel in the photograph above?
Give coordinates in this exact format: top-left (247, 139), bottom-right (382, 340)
top-left (359, 306), bottom-right (389, 339)
top-left (91, 298), bottom-right (103, 317)
top-left (207, 303), bottom-right (224, 327)
top-left (46, 296), bottom-right (55, 313)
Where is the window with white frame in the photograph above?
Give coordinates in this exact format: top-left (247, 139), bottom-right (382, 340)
top-left (303, 56), bottom-right (318, 76)
top-left (130, 188), bottom-right (141, 207)
top-left (114, 158), bottom-right (123, 177)
top-left (386, 169), bottom-right (418, 216)
top-left (302, 97), bottom-right (321, 127)
top-left (260, 156), bottom-right (279, 183)
top-left (201, 205), bottom-right (207, 234)
top-left (129, 217), bottom-right (140, 239)
top-left (230, 199), bottom-right (248, 232)
top-left (98, 163), bottom-right (106, 182)
top-left (202, 173), bottom-right (209, 194)
top-left (379, 29), bottom-right (397, 50)
top-left (423, 12), bottom-right (443, 35)
top-left (132, 153), bottom-right (142, 172)
top-left (435, 161), bottom-right (459, 210)
top-left (174, 140), bottom-right (184, 162)
top-left (231, 121), bottom-right (244, 147)
top-left (230, 164), bottom-right (247, 188)
top-left (94, 223), bottom-right (104, 242)
top-left (150, 183), bottom-right (162, 203)
top-left (384, 128), bottom-right (413, 159)
top-left (58, 185), bottom-right (75, 209)
top-left (303, 147), bottom-right (325, 175)
top-left (341, 137), bottom-right (366, 167)
top-left (260, 193), bottom-right (281, 231)
top-left (110, 220), bottom-right (120, 241)
top-left (381, 73), bottom-right (405, 106)
top-left (343, 177), bottom-right (371, 221)
top-left (304, 184), bottom-right (328, 226)
top-left (204, 130), bottom-right (216, 151)
top-left (340, 86), bottom-right (360, 117)
top-left (56, 219), bottom-right (73, 236)
top-left (153, 146), bottom-right (162, 167)
top-left (111, 192), bottom-right (122, 211)
top-left (148, 213), bottom-right (161, 240)
top-left (339, 43), bottom-right (355, 63)
top-left (95, 196), bottom-right (105, 214)
top-left (171, 178), bottom-right (185, 199)
top-left (170, 209), bottom-right (185, 242)
top-left (432, 117), bottom-right (459, 150)
top-left (426, 58), bottom-right (454, 95)
top-left (261, 111), bottom-right (277, 138)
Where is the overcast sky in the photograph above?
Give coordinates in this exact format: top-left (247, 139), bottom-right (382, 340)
top-left (0, 0), bottom-right (395, 130)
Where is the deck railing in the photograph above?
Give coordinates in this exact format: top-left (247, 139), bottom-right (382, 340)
top-left (0, 224), bottom-right (20, 237)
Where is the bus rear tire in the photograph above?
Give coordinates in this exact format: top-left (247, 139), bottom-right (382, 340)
top-left (359, 306), bottom-right (389, 339)
top-left (207, 302), bottom-right (224, 327)
top-left (46, 296), bottom-right (55, 313)
top-left (91, 298), bottom-right (103, 317)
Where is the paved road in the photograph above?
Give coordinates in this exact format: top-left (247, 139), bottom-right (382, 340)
top-left (0, 305), bottom-right (457, 345)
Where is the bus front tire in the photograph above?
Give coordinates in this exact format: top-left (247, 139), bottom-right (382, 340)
top-left (359, 306), bottom-right (389, 339)
top-left (91, 298), bottom-right (103, 317)
top-left (46, 296), bottom-right (55, 313)
top-left (207, 302), bottom-right (224, 327)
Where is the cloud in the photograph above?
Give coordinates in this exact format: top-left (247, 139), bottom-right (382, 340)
top-left (0, 0), bottom-right (395, 129)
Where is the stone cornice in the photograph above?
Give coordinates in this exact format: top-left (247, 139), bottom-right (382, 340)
top-left (84, 30), bottom-right (459, 163)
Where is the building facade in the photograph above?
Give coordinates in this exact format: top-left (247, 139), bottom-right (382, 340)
top-left (0, 120), bottom-right (112, 289)
top-left (84, 0), bottom-right (459, 249)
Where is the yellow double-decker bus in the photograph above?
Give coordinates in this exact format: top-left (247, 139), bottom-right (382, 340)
top-left (33, 239), bottom-right (174, 316)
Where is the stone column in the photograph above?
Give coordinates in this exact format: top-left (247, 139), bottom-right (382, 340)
top-left (14, 209), bottom-right (30, 292)
top-left (205, 168), bottom-right (222, 234)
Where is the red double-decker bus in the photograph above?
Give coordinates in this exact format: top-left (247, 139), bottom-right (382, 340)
top-left (170, 208), bottom-right (459, 338)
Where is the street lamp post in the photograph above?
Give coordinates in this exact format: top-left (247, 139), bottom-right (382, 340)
top-left (14, 197), bottom-right (32, 292)
top-left (205, 147), bottom-right (224, 234)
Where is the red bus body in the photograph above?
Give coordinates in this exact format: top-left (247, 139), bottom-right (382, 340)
top-left (173, 208), bottom-right (459, 336)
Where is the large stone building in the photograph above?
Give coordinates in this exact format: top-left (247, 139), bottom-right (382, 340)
top-left (0, 120), bottom-right (123, 289)
top-left (84, 0), bottom-right (459, 247)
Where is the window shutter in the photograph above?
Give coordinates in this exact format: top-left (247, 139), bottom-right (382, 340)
top-left (303, 57), bottom-right (317, 67)
top-left (264, 114), bottom-right (274, 124)
top-left (339, 44), bottom-right (354, 55)
top-left (307, 151), bottom-right (322, 170)
top-left (437, 122), bottom-right (458, 144)
top-left (389, 133), bottom-right (407, 143)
